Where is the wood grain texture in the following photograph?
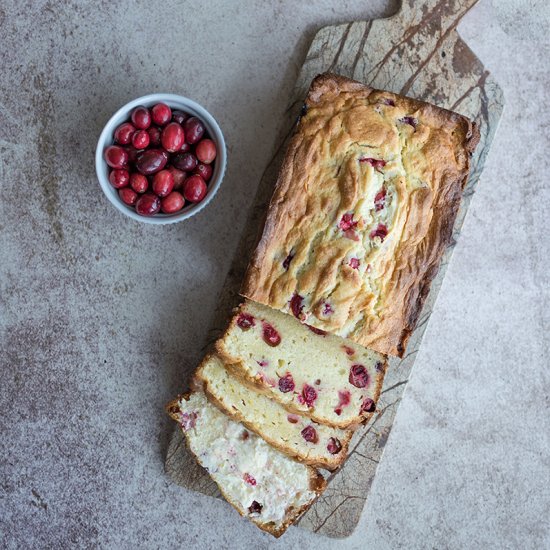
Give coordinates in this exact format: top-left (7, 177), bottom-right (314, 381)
top-left (165, 0), bottom-right (503, 538)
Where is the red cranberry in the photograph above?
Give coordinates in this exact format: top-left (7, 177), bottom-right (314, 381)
top-left (237, 313), bottom-right (255, 330)
top-left (104, 145), bottom-right (129, 169)
top-left (290, 293), bottom-right (304, 319)
top-left (124, 146), bottom-right (140, 165)
top-left (306, 324), bottom-right (327, 336)
top-left (167, 166), bottom-right (187, 190)
top-left (135, 149), bottom-right (169, 175)
top-left (349, 258), bottom-right (360, 270)
top-left (243, 473), bottom-right (256, 486)
top-left (179, 411), bottom-right (197, 431)
top-left (360, 157), bottom-right (386, 170)
top-left (339, 213), bottom-right (358, 231)
top-left (152, 169), bottom-right (174, 197)
top-left (382, 98), bottom-right (395, 106)
top-left (256, 359), bottom-right (268, 367)
top-left (282, 252), bottom-right (294, 270)
top-left (335, 389), bottom-right (352, 416)
top-left (131, 106), bottom-right (151, 130)
top-left (161, 191), bottom-right (185, 214)
top-left (172, 152), bottom-right (197, 172)
top-left (183, 116), bottom-right (205, 144)
top-left (114, 122), bottom-right (136, 145)
top-left (240, 430), bottom-right (249, 440)
top-left (193, 163), bottom-right (213, 181)
top-left (172, 110), bottom-right (190, 125)
top-left (180, 142), bottom-right (191, 153)
top-left (109, 169), bottom-right (130, 189)
top-left (361, 398), bottom-right (376, 413)
top-left (183, 175), bottom-right (207, 203)
top-left (147, 126), bottom-right (162, 147)
top-left (342, 345), bottom-right (355, 356)
top-left (349, 364), bottom-right (370, 388)
top-left (135, 193), bottom-right (160, 216)
top-left (151, 103), bottom-right (172, 126)
top-left (300, 384), bottom-right (317, 407)
top-left (287, 414), bottom-right (300, 424)
top-left (161, 122), bottom-right (185, 153)
top-left (400, 116), bottom-right (418, 130)
top-left (248, 501), bottom-right (262, 515)
top-left (322, 302), bottom-right (333, 316)
top-left (118, 187), bottom-right (138, 206)
top-left (132, 129), bottom-right (150, 149)
top-left (370, 223), bottom-right (388, 241)
top-left (195, 138), bottom-right (217, 164)
top-left (262, 322), bottom-right (281, 347)
top-left (327, 437), bottom-right (342, 454)
top-left (130, 173), bottom-right (148, 194)
top-left (374, 187), bottom-right (386, 211)
top-left (301, 425), bottom-right (318, 444)
top-left (278, 373), bottom-right (295, 393)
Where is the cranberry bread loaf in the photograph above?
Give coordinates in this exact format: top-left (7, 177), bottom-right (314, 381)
top-left (241, 73), bottom-right (480, 357)
top-left (215, 300), bottom-right (386, 429)
top-left (167, 392), bottom-right (326, 537)
top-left (193, 354), bottom-right (352, 470)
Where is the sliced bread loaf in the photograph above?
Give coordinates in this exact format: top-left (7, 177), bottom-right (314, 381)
top-left (216, 300), bottom-right (387, 428)
top-left (194, 354), bottom-right (352, 470)
top-left (167, 391), bottom-right (326, 537)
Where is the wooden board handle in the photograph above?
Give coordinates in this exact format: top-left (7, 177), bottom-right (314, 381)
top-left (397, 0), bottom-right (479, 23)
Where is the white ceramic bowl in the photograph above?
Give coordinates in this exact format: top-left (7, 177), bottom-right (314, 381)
top-left (95, 93), bottom-right (226, 224)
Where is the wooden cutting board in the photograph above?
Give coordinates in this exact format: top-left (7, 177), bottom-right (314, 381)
top-left (165, 0), bottom-right (503, 538)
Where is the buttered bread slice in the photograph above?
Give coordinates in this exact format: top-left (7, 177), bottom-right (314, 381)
top-left (194, 354), bottom-right (352, 470)
top-left (167, 392), bottom-right (326, 537)
top-left (216, 300), bottom-right (387, 429)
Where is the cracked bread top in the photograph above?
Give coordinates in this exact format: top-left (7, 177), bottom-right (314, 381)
top-left (242, 73), bottom-right (479, 356)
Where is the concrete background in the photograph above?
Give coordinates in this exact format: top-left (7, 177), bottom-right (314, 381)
top-left (1, 1), bottom-right (548, 549)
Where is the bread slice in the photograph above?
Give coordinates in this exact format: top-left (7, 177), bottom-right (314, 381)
top-left (216, 300), bottom-right (387, 429)
top-left (166, 391), bottom-right (326, 537)
top-left (193, 354), bottom-right (352, 470)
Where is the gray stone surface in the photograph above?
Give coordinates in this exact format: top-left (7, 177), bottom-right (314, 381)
top-left (0, 1), bottom-right (548, 549)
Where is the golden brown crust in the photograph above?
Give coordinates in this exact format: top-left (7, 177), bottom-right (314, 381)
top-left (193, 355), bottom-right (352, 470)
top-left (241, 73), bottom-right (480, 357)
top-left (166, 391), bottom-right (327, 537)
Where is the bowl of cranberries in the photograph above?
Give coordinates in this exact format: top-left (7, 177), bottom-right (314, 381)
top-left (95, 94), bottom-right (226, 224)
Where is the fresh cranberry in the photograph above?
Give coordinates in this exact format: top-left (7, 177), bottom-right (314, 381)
top-left (104, 145), bottom-right (129, 169)
top-left (349, 258), bottom-right (360, 270)
top-left (183, 116), bottom-right (205, 144)
top-left (374, 187), bottom-right (386, 211)
top-left (338, 213), bottom-right (357, 232)
top-left (290, 293), bottom-right (304, 319)
top-left (183, 175), bottom-right (207, 203)
top-left (248, 501), bottom-right (262, 515)
top-left (342, 345), bottom-right (355, 356)
top-left (135, 193), bottom-right (160, 216)
top-left (161, 122), bottom-right (185, 153)
top-left (172, 152), bottom-right (198, 172)
top-left (300, 384), bottom-right (317, 407)
top-left (237, 313), bottom-right (255, 330)
top-left (278, 373), bottom-right (295, 393)
top-left (360, 157), bottom-right (386, 170)
top-left (370, 223), bottom-right (388, 241)
top-left (306, 324), bottom-right (327, 336)
top-left (382, 98), bottom-right (395, 106)
top-left (114, 122), bottom-right (136, 145)
top-left (131, 106), bottom-right (151, 130)
top-left (400, 116), bottom-right (418, 130)
top-left (167, 166), bottom-right (187, 190)
top-left (334, 389), bottom-right (351, 418)
top-left (109, 169), bottom-right (130, 189)
top-left (172, 110), bottom-right (190, 125)
top-left (147, 126), bottom-right (162, 147)
top-left (262, 322), bottom-right (281, 347)
top-left (130, 173), bottom-right (148, 194)
top-left (161, 191), bottom-right (185, 214)
top-left (195, 138), bottom-right (217, 164)
top-left (287, 414), bottom-right (300, 424)
top-left (349, 364), bottom-right (370, 388)
top-left (132, 129), bottom-right (150, 149)
top-left (282, 252), bottom-right (294, 270)
top-left (124, 146), bottom-right (140, 165)
top-left (135, 149), bottom-right (169, 175)
top-left (152, 169), bottom-right (174, 197)
top-left (256, 359), bottom-right (268, 367)
top-left (180, 142), bottom-right (191, 153)
top-left (243, 473), bottom-right (256, 486)
top-left (327, 437), bottom-right (342, 454)
top-left (118, 187), bottom-right (138, 206)
top-left (360, 398), bottom-right (376, 413)
top-left (301, 425), bottom-right (318, 444)
top-left (151, 103), bottom-right (172, 126)
top-left (322, 302), bottom-right (333, 316)
top-left (193, 163), bottom-right (213, 181)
